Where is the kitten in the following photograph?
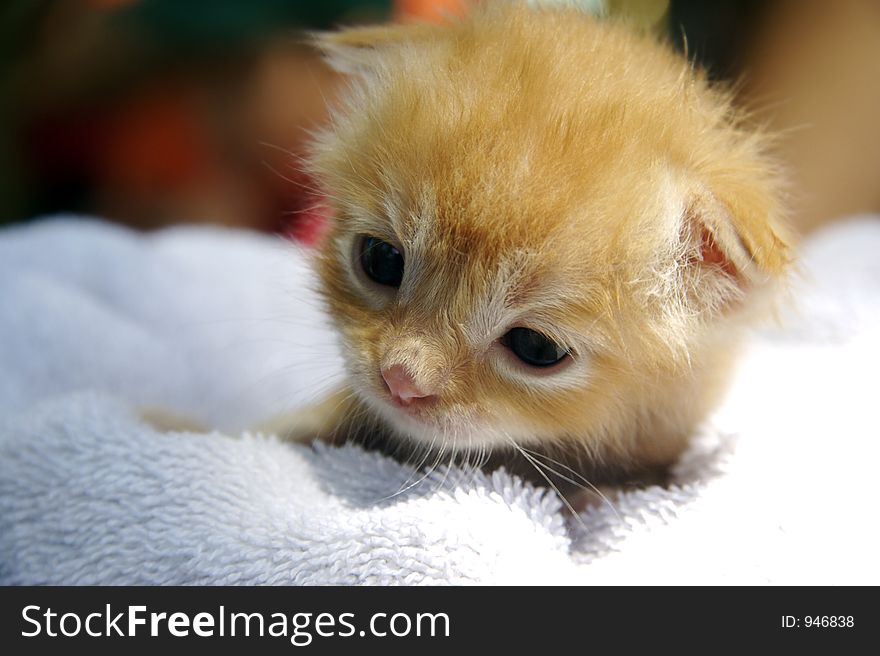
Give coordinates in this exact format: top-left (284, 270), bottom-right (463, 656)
top-left (276, 2), bottom-right (792, 490)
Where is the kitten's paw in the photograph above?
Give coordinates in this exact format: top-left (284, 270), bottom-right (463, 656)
top-left (137, 406), bottom-right (210, 434)
top-left (253, 386), bottom-right (360, 444)
top-left (255, 411), bottom-right (326, 444)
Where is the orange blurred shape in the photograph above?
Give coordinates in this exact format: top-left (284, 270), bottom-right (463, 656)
top-left (98, 87), bottom-right (211, 193)
top-left (394, 0), bottom-right (467, 22)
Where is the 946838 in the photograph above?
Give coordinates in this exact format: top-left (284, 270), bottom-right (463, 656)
top-left (782, 616), bottom-right (854, 628)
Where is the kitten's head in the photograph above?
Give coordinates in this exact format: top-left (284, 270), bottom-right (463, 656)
top-left (307, 3), bottom-right (791, 462)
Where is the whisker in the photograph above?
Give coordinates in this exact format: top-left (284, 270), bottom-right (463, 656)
top-left (518, 445), bottom-right (621, 522)
top-left (382, 435), bottom-right (439, 500)
top-left (503, 433), bottom-right (588, 533)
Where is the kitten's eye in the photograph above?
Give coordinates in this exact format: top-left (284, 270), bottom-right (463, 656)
top-left (359, 235), bottom-right (404, 288)
top-left (502, 327), bottom-right (570, 368)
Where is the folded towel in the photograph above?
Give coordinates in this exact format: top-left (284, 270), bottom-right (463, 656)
top-left (1, 215), bottom-right (878, 584)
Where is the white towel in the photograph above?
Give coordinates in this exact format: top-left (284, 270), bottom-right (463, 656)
top-left (1, 215), bottom-right (878, 584)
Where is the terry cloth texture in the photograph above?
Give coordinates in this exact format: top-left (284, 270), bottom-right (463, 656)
top-left (1, 216), bottom-right (878, 584)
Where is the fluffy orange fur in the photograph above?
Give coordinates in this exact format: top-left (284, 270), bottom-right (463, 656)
top-left (293, 1), bottom-right (792, 481)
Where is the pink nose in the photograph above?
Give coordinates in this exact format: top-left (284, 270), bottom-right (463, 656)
top-left (381, 365), bottom-right (433, 405)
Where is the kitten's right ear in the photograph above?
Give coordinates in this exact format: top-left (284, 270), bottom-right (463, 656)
top-left (312, 23), bottom-right (441, 75)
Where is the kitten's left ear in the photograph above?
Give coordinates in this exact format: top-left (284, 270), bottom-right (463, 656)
top-left (678, 186), bottom-right (793, 309)
top-left (312, 23), bottom-right (441, 75)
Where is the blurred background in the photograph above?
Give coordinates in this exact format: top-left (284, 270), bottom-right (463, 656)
top-left (0, 0), bottom-right (878, 241)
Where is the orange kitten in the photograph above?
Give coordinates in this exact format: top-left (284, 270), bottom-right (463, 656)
top-left (285, 2), bottom-right (792, 486)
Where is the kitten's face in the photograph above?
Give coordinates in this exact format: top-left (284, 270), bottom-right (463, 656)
top-left (309, 4), bottom-right (790, 458)
top-left (317, 154), bottom-right (683, 450)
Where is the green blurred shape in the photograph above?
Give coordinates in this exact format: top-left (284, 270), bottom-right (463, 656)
top-left (113, 0), bottom-right (392, 49)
